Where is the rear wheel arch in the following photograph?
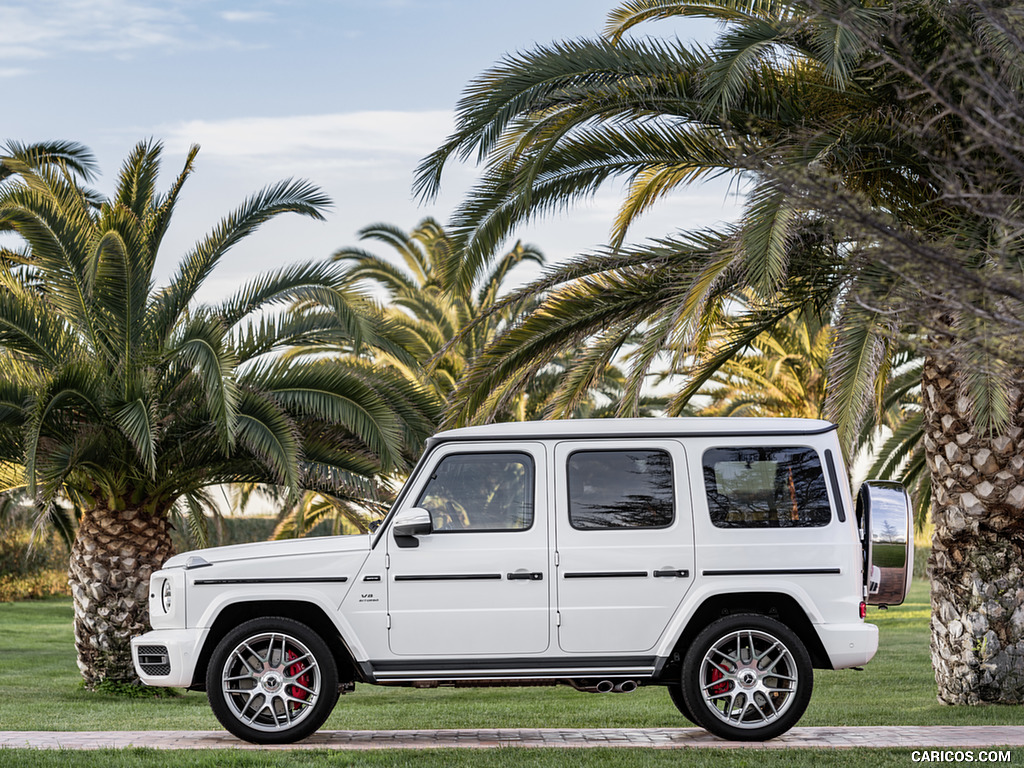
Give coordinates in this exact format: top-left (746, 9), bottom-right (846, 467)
top-left (662, 592), bottom-right (832, 680)
top-left (191, 600), bottom-right (358, 690)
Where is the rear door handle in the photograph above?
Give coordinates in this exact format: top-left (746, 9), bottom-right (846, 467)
top-left (507, 572), bottom-right (544, 581)
top-left (653, 569), bottom-right (690, 578)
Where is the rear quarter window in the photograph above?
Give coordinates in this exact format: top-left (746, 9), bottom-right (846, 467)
top-left (703, 446), bottom-right (831, 528)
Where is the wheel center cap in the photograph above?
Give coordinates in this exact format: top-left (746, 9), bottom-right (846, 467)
top-left (263, 673), bottom-right (282, 692)
top-left (738, 669), bottom-right (758, 688)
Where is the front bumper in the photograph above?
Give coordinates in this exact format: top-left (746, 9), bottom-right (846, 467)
top-left (131, 628), bottom-right (209, 688)
top-left (816, 622), bottom-right (879, 669)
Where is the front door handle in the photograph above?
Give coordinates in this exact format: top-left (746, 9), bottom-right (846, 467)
top-left (507, 571), bottom-right (544, 581)
top-left (653, 569), bottom-right (690, 578)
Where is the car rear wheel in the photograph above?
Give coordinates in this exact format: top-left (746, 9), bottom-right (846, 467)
top-left (667, 682), bottom-right (695, 723)
top-left (206, 616), bottom-right (339, 744)
top-left (680, 613), bottom-right (812, 741)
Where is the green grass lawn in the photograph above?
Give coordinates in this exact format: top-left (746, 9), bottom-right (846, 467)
top-left (1, 577), bottom-right (1021, 765)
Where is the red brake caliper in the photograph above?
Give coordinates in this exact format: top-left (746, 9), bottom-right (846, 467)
top-left (709, 666), bottom-right (731, 696)
top-left (286, 649), bottom-right (311, 704)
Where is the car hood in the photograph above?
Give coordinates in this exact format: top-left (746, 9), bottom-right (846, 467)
top-left (162, 533), bottom-right (371, 569)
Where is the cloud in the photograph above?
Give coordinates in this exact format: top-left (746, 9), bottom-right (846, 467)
top-left (0, 0), bottom-right (229, 61)
top-left (0, 68), bottom-right (30, 78)
top-left (163, 111), bottom-right (454, 169)
top-left (220, 10), bottom-right (272, 23)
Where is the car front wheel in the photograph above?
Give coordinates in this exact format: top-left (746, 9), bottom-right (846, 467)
top-left (206, 616), bottom-right (339, 744)
top-left (680, 613), bottom-right (812, 741)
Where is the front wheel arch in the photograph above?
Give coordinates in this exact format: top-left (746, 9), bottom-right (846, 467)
top-left (192, 600), bottom-right (358, 690)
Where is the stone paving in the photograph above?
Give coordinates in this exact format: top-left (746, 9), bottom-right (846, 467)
top-left (1, 726), bottom-right (1023, 751)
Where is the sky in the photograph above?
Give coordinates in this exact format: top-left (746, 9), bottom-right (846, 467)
top-left (2, 0), bottom-right (742, 301)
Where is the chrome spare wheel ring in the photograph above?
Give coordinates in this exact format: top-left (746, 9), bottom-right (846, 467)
top-left (699, 629), bottom-right (798, 729)
top-left (220, 631), bottom-right (322, 733)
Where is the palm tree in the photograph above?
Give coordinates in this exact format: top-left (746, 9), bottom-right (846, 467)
top-left (682, 305), bottom-right (931, 528)
top-left (270, 219), bottom-right (655, 539)
top-left (270, 490), bottom-right (392, 539)
top-left (255, 218), bottom-right (542, 540)
top-left (332, 217), bottom-right (545, 416)
top-left (0, 139), bottom-right (433, 687)
top-left (333, 218), bottom-right (661, 426)
top-left (681, 302), bottom-right (832, 420)
top-left (0, 141), bottom-right (100, 547)
top-left (416, 0), bottom-right (1024, 703)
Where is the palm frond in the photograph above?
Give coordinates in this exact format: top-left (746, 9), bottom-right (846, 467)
top-left (151, 178), bottom-right (331, 344)
top-left (178, 491), bottom-right (212, 549)
top-left (113, 139), bottom-right (162, 222)
top-left (147, 145), bottom-right (200, 256)
top-left (112, 398), bottom-right (157, 479)
top-left (414, 36), bottom-right (705, 202)
top-left (91, 206), bottom-right (151, 368)
top-left (824, 304), bottom-right (892, 451)
top-left (234, 389), bottom-right (302, 490)
top-left (249, 359), bottom-right (403, 470)
top-left (701, 16), bottom-right (788, 113)
top-left (0, 461), bottom-right (26, 494)
top-left (171, 316), bottom-right (240, 451)
top-left (1, 140), bottom-right (98, 183)
top-left (807, 0), bottom-right (887, 87)
top-left (606, 0), bottom-right (793, 43)
top-left (738, 181), bottom-right (796, 295)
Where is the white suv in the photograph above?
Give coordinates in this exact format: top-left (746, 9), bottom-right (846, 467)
top-left (132, 418), bottom-right (912, 744)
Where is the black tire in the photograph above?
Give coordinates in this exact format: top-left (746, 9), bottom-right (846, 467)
top-left (206, 616), bottom-right (339, 744)
top-left (680, 613), bottom-right (812, 741)
top-left (667, 683), bottom-right (696, 723)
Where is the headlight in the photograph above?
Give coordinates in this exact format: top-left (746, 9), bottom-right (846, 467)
top-left (161, 579), bottom-right (172, 613)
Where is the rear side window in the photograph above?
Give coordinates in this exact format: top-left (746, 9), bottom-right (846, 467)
top-left (703, 447), bottom-right (831, 528)
top-left (567, 450), bottom-right (674, 530)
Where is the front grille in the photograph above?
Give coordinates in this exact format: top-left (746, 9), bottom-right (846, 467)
top-left (137, 644), bottom-right (170, 676)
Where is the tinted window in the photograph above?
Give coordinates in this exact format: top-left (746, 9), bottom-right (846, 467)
top-left (568, 450), bottom-right (674, 529)
top-left (703, 447), bottom-right (831, 528)
top-left (416, 453), bottom-right (533, 532)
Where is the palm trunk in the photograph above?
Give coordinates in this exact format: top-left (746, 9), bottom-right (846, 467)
top-left (68, 505), bottom-right (174, 688)
top-left (922, 355), bottom-right (1024, 704)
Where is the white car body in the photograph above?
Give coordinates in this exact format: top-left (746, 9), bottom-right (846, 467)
top-left (132, 418), bottom-right (911, 744)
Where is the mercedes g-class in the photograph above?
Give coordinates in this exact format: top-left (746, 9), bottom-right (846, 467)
top-left (131, 418), bottom-right (912, 743)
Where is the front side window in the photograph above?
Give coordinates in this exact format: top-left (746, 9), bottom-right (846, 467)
top-left (703, 446), bottom-right (831, 528)
top-left (416, 453), bottom-right (534, 532)
top-left (567, 450), bottom-right (674, 530)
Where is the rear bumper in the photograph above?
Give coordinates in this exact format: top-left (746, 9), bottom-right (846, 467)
top-left (131, 628), bottom-right (208, 688)
top-left (816, 622), bottom-right (879, 669)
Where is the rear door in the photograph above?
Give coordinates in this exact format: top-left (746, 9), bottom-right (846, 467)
top-left (553, 439), bottom-right (694, 653)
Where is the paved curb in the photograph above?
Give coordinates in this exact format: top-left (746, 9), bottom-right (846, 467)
top-left (2, 727), bottom-right (1024, 751)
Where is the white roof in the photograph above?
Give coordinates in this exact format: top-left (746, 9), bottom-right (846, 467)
top-left (430, 417), bottom-right (835, 444)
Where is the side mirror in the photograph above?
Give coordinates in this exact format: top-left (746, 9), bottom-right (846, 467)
top-left (392, 507), bottom-right (433, 540)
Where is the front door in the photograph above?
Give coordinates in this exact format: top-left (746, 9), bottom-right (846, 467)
top-left (553, 440), bottom-right (694, 653)
top-left (386, 442), bottom-right (550, 656)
